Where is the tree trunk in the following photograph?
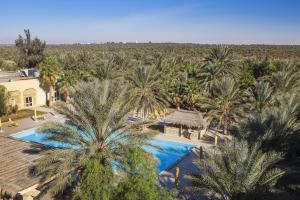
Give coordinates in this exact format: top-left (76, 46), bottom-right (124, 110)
top-left (142, 110), bottom-right (146, 131)
top-left (63, 91), bottom-right (69, 102)
top-left (48, 85), bottom-right (54, 107)
top-left (179, 125), bottom-right (182, 137)
top-left (223, 118), bottom-right (228, 135)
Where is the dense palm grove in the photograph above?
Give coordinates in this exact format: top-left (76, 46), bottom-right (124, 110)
top-left (1, 30), bottom-right (299, 200)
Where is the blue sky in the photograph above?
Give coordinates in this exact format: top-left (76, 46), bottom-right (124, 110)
top-left (0, 0), bottom-right (299, 44)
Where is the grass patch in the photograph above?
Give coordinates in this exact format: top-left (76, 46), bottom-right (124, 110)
top-left (0, 109), bottom-right (47, 122)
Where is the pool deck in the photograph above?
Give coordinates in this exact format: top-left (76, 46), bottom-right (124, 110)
top-left (157, 134), bottom-right (213, 199)
top-left (0, 108), bottom-right (214, 199)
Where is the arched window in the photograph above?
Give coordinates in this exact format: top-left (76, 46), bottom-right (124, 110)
top-left (23, 88), bottom-right (37, 107)
top-left (8, 90), bottom-right (22, 107)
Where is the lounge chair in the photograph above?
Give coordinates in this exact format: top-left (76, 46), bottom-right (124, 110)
top-left (183, 129), bottom-right (192, 139)
top-left (37, 115), bottom-right (46, 120)
top-left (8, 118), bottom-right (19, 127)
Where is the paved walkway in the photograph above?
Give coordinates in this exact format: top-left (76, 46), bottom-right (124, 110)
top-left (1, 107), bottom-right (63, 137)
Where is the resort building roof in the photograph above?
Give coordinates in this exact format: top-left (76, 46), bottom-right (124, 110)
top-left (0, 69), bottom-right (39, 83)
top-left (164, 109), bottom-right (204, 128)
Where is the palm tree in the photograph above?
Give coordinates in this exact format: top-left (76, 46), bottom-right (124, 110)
top-left (232, 92), bottom-right (300, 155)
top-left (39, 56), bottom-right (62, 106)
top-left (35, 80), bottom-right (153, 195)
top-left (93, 57), bottom-right (120, 81)
top-left (199, 76), bottom-right (247, 135)
top-left (269, 62), bottom-right (300, 95)
top-left (187, 140), bottom-right (284, 200)
top-left (246, 81), bottom-right (274, 113)
top-left (56, 72), bottom-right (78, 102)
top-left (258, 93), bottom-right (299, 152)
top-left (200, 45), bottom-right (235, 96)
top-left (126, 65), bottom-right (169, 120)
top-left (165, 59), bottom-right (203, 110)
top-left (200, 64), bottom-right (224, 96)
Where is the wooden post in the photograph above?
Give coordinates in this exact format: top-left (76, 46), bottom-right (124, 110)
top-left (199, 130), bottom-right (203, 140)
top-left (163, 124), bottom-right (166, 134)
top-left (175, 167), bottom-right (180, 189)
top-left (179, 125), bottom-right (182, 137)
top-left (198, 129), bottom-right (201, 140)
top-left (214, 135), bottom-right (218, 146)
top-left (199, 146), bottom-right (203, 159)
top-left (0, 118), bottom-right (3, 133)
top-left (34, 108), bottom-right (37, 118)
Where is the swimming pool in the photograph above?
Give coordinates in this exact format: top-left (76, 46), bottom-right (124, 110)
top-left (11, 128), bottom-right (196, 172)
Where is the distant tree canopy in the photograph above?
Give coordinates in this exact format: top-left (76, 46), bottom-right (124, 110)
top-left (15, 29), bottom-right (46, 69)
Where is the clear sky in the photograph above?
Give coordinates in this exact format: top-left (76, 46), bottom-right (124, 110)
top-left (0, 0), bottom-right (299, 44)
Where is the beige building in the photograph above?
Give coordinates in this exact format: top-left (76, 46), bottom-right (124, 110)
top-left (0, 71), bottom-right (59, 109)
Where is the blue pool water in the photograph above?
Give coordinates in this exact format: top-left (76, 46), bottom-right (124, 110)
top-left (11, 128), bottom-right (196, 172)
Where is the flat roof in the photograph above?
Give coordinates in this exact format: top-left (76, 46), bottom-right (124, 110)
top-left (0, 71), bottom-right (36, 83)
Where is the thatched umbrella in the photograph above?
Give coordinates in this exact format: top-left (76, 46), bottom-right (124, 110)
top-left (164, 109), bottom-right (204, 139)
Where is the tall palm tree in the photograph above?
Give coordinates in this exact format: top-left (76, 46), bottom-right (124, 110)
top-left (232, 92), bottom-right (300, 154)
top-left (166, 62), bottom-right (202, 110)
top-left (259, 93), bottom-right (300, 152)
top-left (126, 65), bottom-right (169, 120)
top-left (56, 72), bottom-right (78, 101)
top-left (187, 140), bottom-right (284, 200)
top-left (39, 56), bottom-right (62, 106)
top-left (246, 81), bottom-right (274, 113)
top-left (93, 57), bottom-right (120, 81)
top-left (35, 80), bottom-right (153, 195)
top-left (200, 64), bottom-right (224, 96)
top-left (199, 76), bottom-right (247, 134)
top-left (269, 62), bottom-right (300, 95)
top-left (200, 45), bottom-right (235, 96)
